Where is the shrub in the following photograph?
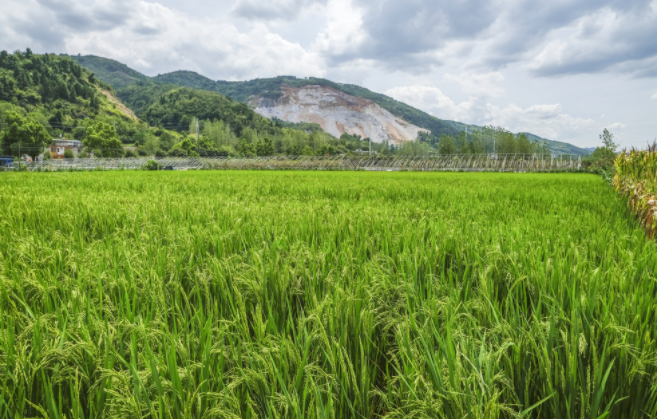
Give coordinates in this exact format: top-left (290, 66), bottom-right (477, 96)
top-left (64, 149), bottom-right (74, 159)
top-left (168, 148), bottom-right (188, 157)
top-left (145, 160), bottom-right (162, 171)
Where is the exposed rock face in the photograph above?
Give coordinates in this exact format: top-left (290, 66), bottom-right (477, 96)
top-left (252, 85), bottom-right (427, 145)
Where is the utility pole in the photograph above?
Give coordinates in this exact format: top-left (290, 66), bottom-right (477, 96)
top-left (196, 119), bottom-right (200, 155)
top-left (113, 122), bottom-right (118, 157)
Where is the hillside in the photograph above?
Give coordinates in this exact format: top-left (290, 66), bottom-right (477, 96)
top-left (70, 55), bottom-right (591, 155)
top-left (252, 84), bottom-right (427, 144)
top-left (66, 54), bottom-right (152, 89)
top-left (117, 83), bottom-right (388, 156)
top-left (0, 50), bottom-right (161, 152)
top-left (2, 50), bottom-right (389, 159)
top-left (150, 72), bottom-right (591, 154)
top-left (117, 83), bottom-right (283, 137)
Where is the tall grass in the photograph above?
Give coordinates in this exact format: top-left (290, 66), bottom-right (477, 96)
top-left (1, 171), bottom-right (656, 418)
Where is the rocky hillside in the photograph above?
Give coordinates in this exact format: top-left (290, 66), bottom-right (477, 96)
top-left (251, 85), bottom-right (427, 144)
top-left (69, 55), bottom-right (592, 154)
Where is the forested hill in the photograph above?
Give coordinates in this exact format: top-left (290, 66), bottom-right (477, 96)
top-left (0, 50), bottom-right (155, 148)
top-left (155, 73), bottom-right (589, 155)
top-left (2, 51), bottom-right (353, 159)
top-left (117, 83), bottom-right (285, 138)
top-left (68, 54), bottom-right (590, 155)
top-left (66, 55), bottom-right (152, 89)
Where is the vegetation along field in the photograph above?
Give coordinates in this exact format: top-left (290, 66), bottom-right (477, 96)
top-left (1, 171), bottom-right (657, 418)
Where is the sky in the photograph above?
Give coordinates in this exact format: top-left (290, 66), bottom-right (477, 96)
top-left (1, 0), bottom-right (656, 148)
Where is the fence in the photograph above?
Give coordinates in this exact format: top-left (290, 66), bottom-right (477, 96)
top-left (4, 154), bottom-right (582, 172)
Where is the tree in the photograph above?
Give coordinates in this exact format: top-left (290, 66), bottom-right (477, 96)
top-left (515, 134), bottom-right (533, 155)
top-left (584, 129), bottom-right (619, 174)
top-left (533, 140), bottom-right (550, 156)
top-left (168, 138), bottom-right (195, 156)
top-left (141, 134), bottom-right (161, 155)
top-left (455, 132), bottom-right (469, 154)
top-left (1, 111), bottom-right (51, 159)
top-left (600, 129), bottom-right (618, 153)
top-left (398, 140), bottom-right (432, 156)
top-left (238, 139), bottom-right (257, 157)
top-left (256, 138), bottom-right (275, 156)
top-left (84, 121), bottom-right (122, 157)
top-left (496, 129), bottom-right (516, 154)
top-left (438, 135), bottom-right (457, 154)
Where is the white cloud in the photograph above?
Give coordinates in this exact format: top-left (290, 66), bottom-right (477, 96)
top-left (313, 0), bottom-right (367, 59)
top-left (384, 85), bottom-right (474, 122)
top-left (0, 0), bottom-right (325, 80)
top-left (443, 72), bottom-right (505, 98)
top-left (385, 84), bottom-right (596, 141)
top-left (528, 4), bottom-right (657, 77)
top-left (485, 102), bottom-right (596, 141)
top-left (652, 92), bottom-right (657, 99)
top-left (607, 122), bottom-right (626, 130)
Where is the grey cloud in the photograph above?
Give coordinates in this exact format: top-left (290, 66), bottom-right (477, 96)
top-left (322, 0), bottom-right (657, 78)
top-left (480, 0), bottom-right (654, 69)
top-left (0, 1), bottom-right (67, 53)
top-left (36, 0), bottom-right (134, 32)
top-left (7, 20), bottom-right (66, 53)
top-left (327, 0), bottom-right (495, 71)
top-left (529, 4), bottom-right (657, 77)
top-left (233, 0), bottom-right (327, 21)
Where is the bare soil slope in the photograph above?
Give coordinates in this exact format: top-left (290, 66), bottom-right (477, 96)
top-left (252, 85), bottom-right (427, 144)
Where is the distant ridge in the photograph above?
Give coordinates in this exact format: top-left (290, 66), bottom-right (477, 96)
top-left (69, 55), bottom-right (591, 155)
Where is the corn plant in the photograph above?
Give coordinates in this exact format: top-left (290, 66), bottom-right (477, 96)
top-left (614, 143), bottom-right (657, 237)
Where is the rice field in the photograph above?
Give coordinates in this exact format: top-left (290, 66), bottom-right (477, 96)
top-left (1, 171), bottom-right (656, 419)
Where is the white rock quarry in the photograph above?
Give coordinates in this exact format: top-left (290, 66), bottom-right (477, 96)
top-left (252, 85), bottom-right (427, 145)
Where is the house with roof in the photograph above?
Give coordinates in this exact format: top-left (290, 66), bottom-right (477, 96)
top-left (49, 139), bottom-right (84, 157)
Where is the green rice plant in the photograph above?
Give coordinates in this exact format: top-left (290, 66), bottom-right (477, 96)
top-left (0, 171), bottom-right (656, 418)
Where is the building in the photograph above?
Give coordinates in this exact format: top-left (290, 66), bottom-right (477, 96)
top-left (49, 139), bottom-right (83, 157)
top-left (0, 156), bottom-right (13, 167)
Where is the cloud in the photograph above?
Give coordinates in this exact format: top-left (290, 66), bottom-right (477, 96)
top-left (0, 0), bottom-right (325, 80)
top-left (607, 122), bottom-right (626, 130)
top-left (232, 0), bottom-right (327, 21)
top-left (317, 0), bottom-right (495, 71)
top-left (529, 3), bottom-right (657, 77)
top-left (652, 92), bottom-right (657, 99)
top-left (385, 85), bottom-right (596, 141)
top-left (312, 0), bottom-right (657, 77)
top-left (4, 0), bottom-right (657, 80)
top-left (443, 72), bottom-right (505, 98)
top-left (384, 85), bottom-right (474, 122)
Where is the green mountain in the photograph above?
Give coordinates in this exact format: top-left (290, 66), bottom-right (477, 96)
top-left (117, 83), bottom-right (287, 138)
top-left (69, 55), bottom-right (591, 155)
top-left (148, 71), bottom-right (590, 154)
top-left (65, 54), bottom-right (152, 89)
top-left (0, 50), bottom-right (161, 151)
top-left (3, 50), bottom-right (374, 159)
